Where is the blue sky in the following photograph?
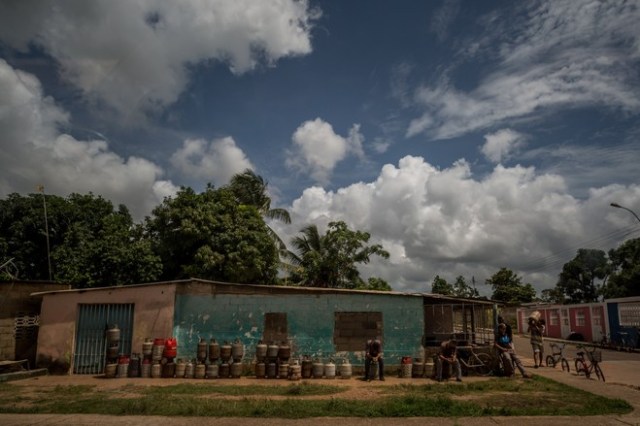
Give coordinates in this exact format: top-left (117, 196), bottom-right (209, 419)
top-left (1, 0), bottom-right (639, 294)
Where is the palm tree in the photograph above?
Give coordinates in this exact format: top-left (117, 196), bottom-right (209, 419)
top-left (228, 169), bottom-right (291, 252)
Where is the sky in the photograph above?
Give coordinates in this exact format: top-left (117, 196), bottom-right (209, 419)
top-left (1, 0), bottom-right (639, 296)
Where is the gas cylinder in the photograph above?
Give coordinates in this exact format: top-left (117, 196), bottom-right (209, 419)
top-left (278, 341), bottom-right (291, 361)
top-left (267, 342), bottom-right (279, 359)
top-left (278, 363), bottom-right (289, 379)
top-left (206, 363), bottom-right (219, 379)
top-left (128, 353), bottom-right (140, 378)
top-left (209, 339), bottom-right (220, 362)
top-left (184, 360), bottom-right (195, 378)
top-left (219, 362), bottom-right (230, 378)
top-left (107, 343), bottom-right (120, 360)
top-left (106, 324), bottom-right (120, 343)
top-left (151, 362), bottom-right (162, 378)
top-left (266, 362), bottom-right (277, 379)
top-left (163, 337), bottom-right (178, 359)
top-left (401, 357), bottom-right (413, 378)
top-left (197, 338), bottom-right (208, 362)
top-left (301, 356), bottom-right (313, 379)
top-left (117, 355), bottom-right (129, 378)
top-left (230, 361), bottom-right (243, 378)
top-left (140, 358), bottom-right (151, 378)
top-left (162, 361), bottom-right (176, 378)
top-left (220, 341), bottom-right (232, 362)
top-left (338, 358), bottom-right (352, 379)
top-left (231, 338), bottom-right (244, 362)
top-left (195, 363), bottom-right (206, 379)
top-left (324, 359), bottom-right (336, 379)
top-left (289, 360), bottom-right (302, 381)
top-left (312, 358), bottom-right (324, 378)
top-left (255, 362), bottom-right (266, 378)
top-left (104, 363), bottom-right (117, 378)
top-left (175, 359), bottom-right (186, 378)
top-left (152, 338), bottom-right (164, 362)
top-left (142, 338), bottom-right (153, 358)
top-left (412, 358), bottom-right (424, 378)
top-left (255, 340), bottom-right (267, 362)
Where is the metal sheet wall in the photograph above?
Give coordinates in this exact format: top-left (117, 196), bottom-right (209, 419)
top-left (73, 303), bottom-right (134, 374)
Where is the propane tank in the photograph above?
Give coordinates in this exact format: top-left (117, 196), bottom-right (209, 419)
top-left (195, 363), bottom-right (206, 379)
top-left (278, 363), bottom-right (289, 379)
top-left (209, 339), bottom-right (220, 362)
top-left (266, 362), bottom-right (277, 379)
top-left (220, 341), bottom-right (232, 362)
top-left (142, 338), bottom-right (153, 358)
top-left (141, 358), bottom-right (151, 378)
top-left (219, 362), bottom-right (230, 378)
top-left (267, 342), bottom-right (279, 359)
top-left (128, 353), bottom-right (140, 378)
top-left (312, 358), bottom-right (324, 378)
top-left (206, 363), bottom-right (219, 379)
top-left (197, 338), bottom-right (208, 362)
top-left (255, 340), bottom-right (268, 362)
top-left (184, 360), bottom-right (195, 378)
top-left (289, 359), bottom-right (302, 381)
top-left (339, 358), bottom-right (352, 379)
top-left (231, 338), bottom-right (244, 362)
top-left (324, 359), bottom-right (336, 379)
top-left (230, 361), bottom-right (243, 378)
top-left (151, 362), bottom-right (162, 378)
top-left (278, 341), bottom-right (291, 362)
top-left (255, 361), bottom-right (266, 378)
top-left (106, 324), bottom-right (121, 343)
top-left (175, 359), bottom-right (186, 378)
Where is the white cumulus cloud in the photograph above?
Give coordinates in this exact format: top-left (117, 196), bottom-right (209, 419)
top-left (481, 129), bottom-right (526, 163)
top-left (286, 118), bottom-right (365, 184)
top-left (170, 137), bottom-right (254, 186)
top-left (0, 59), bottom-right (177, 220)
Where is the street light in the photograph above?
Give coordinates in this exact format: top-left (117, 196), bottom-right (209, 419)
top-left (610, 203), bottom-right (640, 224)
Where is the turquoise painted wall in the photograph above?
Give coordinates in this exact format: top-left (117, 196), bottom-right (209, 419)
top-left (173, 292), bottom-right (424, 365)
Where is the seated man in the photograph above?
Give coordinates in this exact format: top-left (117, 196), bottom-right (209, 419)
top-left (436, 339), bottom-right (462, 382)
top-left (364, 336), bottom-right (385, 381)
top-left (494, 322), bottom-right (531, 378)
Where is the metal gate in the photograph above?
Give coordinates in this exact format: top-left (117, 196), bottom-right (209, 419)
top-left (74, 304), bottom-right (134, 374)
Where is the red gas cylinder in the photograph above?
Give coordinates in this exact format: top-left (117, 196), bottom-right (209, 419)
top-left (163, 337), bottom-right (178, 359)
top-left (401, 356), bottom-right (412, 364)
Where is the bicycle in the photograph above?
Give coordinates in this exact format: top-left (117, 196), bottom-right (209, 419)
top-left (574, 345), bottom-right (605, 382)
top-left (545, 343), bottom-right (570, 372)
top-left (456, 345), bottom-right (492, 376)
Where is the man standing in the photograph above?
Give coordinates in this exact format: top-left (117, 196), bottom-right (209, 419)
top-left (364, 336), bottom-right (385, 381)
top-left (436, 339), bottom-right (462, 382)
top-left (528, 318), bottom-right (544, 368)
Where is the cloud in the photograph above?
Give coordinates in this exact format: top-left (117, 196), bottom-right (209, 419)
top-left (274, 155), bottom-right (640, 294)
top-left (286, 118), bottom-right (365, 184)
top-left (429, 0), bottom-right (461, 42)
top-left (481, 129), bottom-right (526, 163)
top-left (0, 59), bottom-right (178, 220)
top-left (170, 137), bottom-right (254, 186)
top-left (0, 0), bottom-right (320, 118)
top-left (408, 0), bottom-right (640, 139)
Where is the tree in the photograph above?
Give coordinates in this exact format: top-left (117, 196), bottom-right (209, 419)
top-left (357, 277), bottom-right (392, 291)
top-left (227, 170), bottom-right (291, 252)
top-left (431, 275), bottom-right (453, 295)
top-left (485, 267), bottom-right (536, 304)
top-left (287, 221), bottom-right (390, 289)
top-left (604, 238), bottom-right (640, 298)
top-left (0, 192), bottom-right (161, 287)
top-left (146, 185), bottom-right (278, 284)
top-left (556, 249), bottom-right (610, 303)
top-left (453, 275), bottom-right (480, 298)
top-left (540, 287), bottom-right (565, 304)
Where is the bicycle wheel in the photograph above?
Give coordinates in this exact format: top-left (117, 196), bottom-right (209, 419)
top-left (561, 358), bottom-right (570, 372)
top-left (575, 359), bottom-right (587, 377)
top-left (594, 363), bottom-right (605, 382)
top-left (475, 353), bottom-right (492, 376)
top-left (545, 355), bottom-right (556, 368)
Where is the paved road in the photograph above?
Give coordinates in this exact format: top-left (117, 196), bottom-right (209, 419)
top-left (1, 335), bottom-right (639, 426)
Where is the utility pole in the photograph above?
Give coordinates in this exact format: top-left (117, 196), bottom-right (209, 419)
top-left (37, 185), bottom-right (52, 281)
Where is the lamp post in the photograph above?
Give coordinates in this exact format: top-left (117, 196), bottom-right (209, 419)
top-left (610, 203), bottom-right (640, 224)
top-left (36, 185), bottom-right (52, 281)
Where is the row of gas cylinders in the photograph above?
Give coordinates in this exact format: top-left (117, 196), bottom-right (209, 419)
top-left (255, 341), bottom-right (291, 362)
top-left (256, 358), bottom-right (351, 380)
top-left (104, 356), bottom-right (246, 379)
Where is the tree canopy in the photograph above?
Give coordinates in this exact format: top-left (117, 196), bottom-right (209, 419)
top-left (146, 185), bottom-right (279, 284)
top-left (0, 192), bottom-right (161, 287)
top-left (286, 221), bottom-right (390, 289)
top-left (485, 267), bottom-right (536, 304)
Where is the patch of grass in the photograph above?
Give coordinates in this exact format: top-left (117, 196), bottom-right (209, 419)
top-left (140, 381), bottom-right (344, 397)
top-left (0, 376), bottom-right (632, 418)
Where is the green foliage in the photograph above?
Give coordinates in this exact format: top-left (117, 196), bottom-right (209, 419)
top-left (0, 192), bottom-right (161, 287)
top-left (287, 221), bottom-right (390, 289)
top-left (556, 249), bottom-right (610, 303)
top-left (605, 238), bottom-right (640, 298)
top-left (355, 277), bottom-right (392, 291)
top-left (485, 267), bottom-right (536, 304)
top-left (453, 275), bottom-right (480, 298)
top-left (146, 185), bottom-right (278, 284)
top-left (431, 275), bottom-right (454, 295)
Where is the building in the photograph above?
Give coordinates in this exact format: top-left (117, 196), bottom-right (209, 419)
top-left (516, 296), bottom-right (640, 348)
top-left (32, 279), bottom-right (497, 374)
top-left (0, 280), bottom-right (70, 368)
